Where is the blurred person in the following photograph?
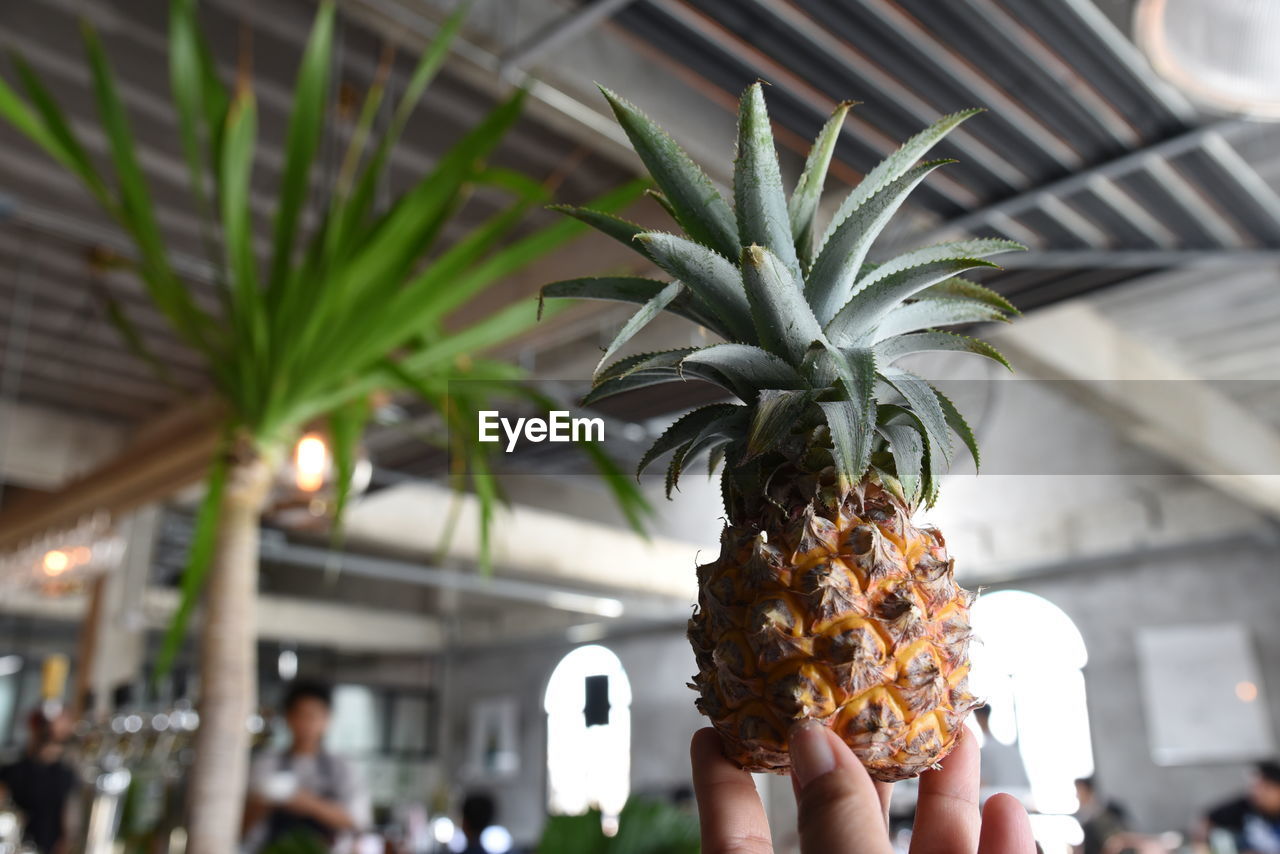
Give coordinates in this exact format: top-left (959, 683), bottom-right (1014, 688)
top-left (975, 704), bottom-right (1032, 804)
top-left (1200, 761), bottom-right (1280, 854)
top-left (243, 681), bottom-right (371, 853)
top-left (690, 723), bottom-right (1036, 854)
top-left (0, 709), bottom-right (77, 854)
top-left (1075, 776), bottom-right (1128, 854)
top-left (459, 792), bottom-right (495, 854)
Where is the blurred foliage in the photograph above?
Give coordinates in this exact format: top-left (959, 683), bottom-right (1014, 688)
top-left (0, 0), bottom-right (651, 679)
top-left (537, 799), bottom-right (701, 854)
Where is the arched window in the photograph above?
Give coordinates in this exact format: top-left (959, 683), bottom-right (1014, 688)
top-left (544, 645), bottom-right (632, 828)
top-left (970, 591), bottom-right (1093, 826)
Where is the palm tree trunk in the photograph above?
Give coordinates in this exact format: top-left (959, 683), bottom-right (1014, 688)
top-left (186, 449), bottom-right (275, 854)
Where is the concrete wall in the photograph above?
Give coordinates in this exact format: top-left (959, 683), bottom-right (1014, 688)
top-left (443, 630), bottom-right (705, 847)
top-left (999, 532), bottom-right (1280, 834)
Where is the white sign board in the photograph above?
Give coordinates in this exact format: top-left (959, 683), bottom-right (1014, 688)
top-left (1136, 623), bottom-right (1274, 765)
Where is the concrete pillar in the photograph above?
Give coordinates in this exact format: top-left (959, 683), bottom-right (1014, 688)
top-left (88, 504), bottom-right (160, 715)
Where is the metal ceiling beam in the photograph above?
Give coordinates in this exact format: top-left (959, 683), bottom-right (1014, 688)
top-left (1142, 156), bottom-right (1246, 249)
top-left (1054, 0), bottom-right (1199, 125)
top-left (499, 0), bottom-right (642, 78)
top-left (0, 339), bottom-right (172, 403)
top-left (854, 0), bottom-right (1084, 169)
top-left (0, 382), bottom-right (149, 422)
top-left (914, 117), bottom-right (1255, 244)
top-left (999, 249), bottom-right (1280, 269)
top-left (991, 302), bottom-right (1280, 521)
top-left (784, 0), bottom-right (1211, 252)
top-left (753, 0), bottom-right (1029, 192)
top-left (0, 293), bottom-right (199, 370)
top-left (1084, 176), bottom-right (1178, 249)
top-left (1200, 133), bottom-right (1280, 234)
top-left (0, 327), bottom-right (203, 389)
top-left (12, 200), bottom-right (219, 285)
top-left (958, 0), bottom-right (1140, 149)
top-left (340, 0), bottom-right (635, 156)
top-left (1035, 194), bottom-right (1111, 248)
top-left (1052, 0), bottom-right (1280, 241)
top-left (646, 0), bottom-right (989, 208)
top-left (0, 33), bottom-right (288, 222)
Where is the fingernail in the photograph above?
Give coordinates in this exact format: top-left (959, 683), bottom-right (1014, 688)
top-left (789, 721), bottom-right (835, 788)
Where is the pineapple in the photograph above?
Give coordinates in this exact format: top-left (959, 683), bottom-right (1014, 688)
top-left (541, 84), bottom-right (1022, 781)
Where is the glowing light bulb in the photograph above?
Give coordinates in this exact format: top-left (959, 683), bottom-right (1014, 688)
top-left (1236, 681), bottom-right (1258, 702)
top-left (294, 433), bottom-right (329, 492)
top-left (42, 550), bottom-right (70, 576)
top-left (277, 649), bottom-right (298, 681)
top-left (431, 817), bottom-right (455, 844)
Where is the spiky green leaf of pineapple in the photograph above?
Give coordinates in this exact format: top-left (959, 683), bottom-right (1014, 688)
top-left (542, 84), bottom-right (1022, 509)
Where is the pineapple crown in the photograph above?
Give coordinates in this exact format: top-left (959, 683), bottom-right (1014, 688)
top-left (540, 84), bottom-right (1022, 510)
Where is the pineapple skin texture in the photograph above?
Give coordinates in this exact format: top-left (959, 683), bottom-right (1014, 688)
top-left (688, 480), bottom-right (978, 782)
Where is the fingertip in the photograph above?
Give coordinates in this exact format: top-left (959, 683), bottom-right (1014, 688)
top-left (788, 721), bottom-right (836, 788)
top-left (691, 727), bottom-right (725, 764)
top-left (689, 726), bottom-right (773, 854)
top-left (919, 722), bottom-right (979, 801)
top-left (941, 723), bottom-right (980, 775)
top-left (820, 722), bottom-right (861, 768)
top-left (913, 725), bottom-right (981, 854)
top-left (983, 792), bottom-right (1028, 820)
top-left (979, 793), bottom-right (1036, 854)
top-left (787, 724), bottom-right (894, 854)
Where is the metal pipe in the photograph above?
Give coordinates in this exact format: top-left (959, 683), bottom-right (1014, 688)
top-left (256, 533), bottom-right (690, 621)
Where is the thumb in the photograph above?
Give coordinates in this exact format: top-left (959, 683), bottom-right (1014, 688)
top-left (790, 721), bottom-right (895, 854)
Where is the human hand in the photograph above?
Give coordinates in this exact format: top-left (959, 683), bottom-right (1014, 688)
top-left (690, 722), bottom-right (1035, 854)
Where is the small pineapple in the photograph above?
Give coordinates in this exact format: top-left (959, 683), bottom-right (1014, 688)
top-left (541, 84), bottom-right (1021, 781)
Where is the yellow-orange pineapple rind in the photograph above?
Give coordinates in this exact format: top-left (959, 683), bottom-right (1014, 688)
top-left (688, 480), bottom-right (978, 782)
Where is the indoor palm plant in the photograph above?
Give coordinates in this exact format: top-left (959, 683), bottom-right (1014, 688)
top-left (0, 2), bottom-right (646, 850)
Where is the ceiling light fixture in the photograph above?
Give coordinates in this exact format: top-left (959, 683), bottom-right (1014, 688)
top-left (293, 433), bottom-right (330, 493)
top-left (1135, 0), bottom-right (1280, 118)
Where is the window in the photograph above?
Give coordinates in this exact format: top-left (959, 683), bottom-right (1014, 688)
top-left (544, 645), bottom-right (632, 827)
top-left (970, 591), bottom-right (1093, 852)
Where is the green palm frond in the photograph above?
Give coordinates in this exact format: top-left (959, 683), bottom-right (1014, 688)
top-left (0, 0), bottom-right (651, 675)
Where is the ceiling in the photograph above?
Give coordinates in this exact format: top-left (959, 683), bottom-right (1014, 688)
top-left (1, 0), bottom-right (1279, 485)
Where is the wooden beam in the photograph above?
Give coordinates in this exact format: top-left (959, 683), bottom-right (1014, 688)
top-left (0, 397), bottom-right (223, 550)
top-left (991, 302), bottom-right (1280, 519)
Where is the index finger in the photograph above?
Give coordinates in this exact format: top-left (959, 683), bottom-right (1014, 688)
top-left (910, 728), bottom-right (981, 854)
top-left (691, 728), bottom-right (774, 854)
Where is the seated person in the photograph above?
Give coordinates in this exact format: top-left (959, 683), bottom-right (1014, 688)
top-left (1202, 761), bottom-right (1280, 854)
